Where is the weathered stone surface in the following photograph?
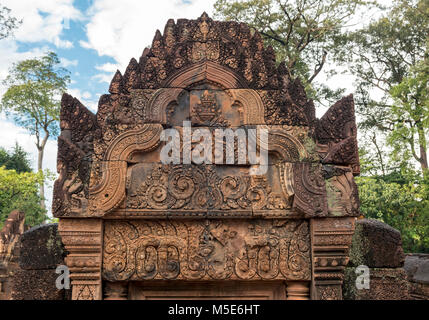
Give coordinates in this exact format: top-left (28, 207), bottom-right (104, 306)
top-left (103, 219), bottom-right (311, 281)
top-left (11, 269), bottom-right (68, 300)
top-left (0, 210), bottom-right (25, 300)
top-left (20, 224), bottom-right (66, 270)
top-left (349, 219), bottom-right (405, 268)
top-left (53, 13), bottom-right (361, 300)
top-left (404, 254), bottom-right (429, 299)
top-left (343, 267), bottom-right (409, 300)
top-left (316, 95), bottom-right (360, 175)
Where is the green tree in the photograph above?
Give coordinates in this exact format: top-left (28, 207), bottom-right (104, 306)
top-left (356, 169), bottom-right (429, 253)
top-left (0, 166), bottom-right (46, 229)
top-left (335, 0), bottom-right (429, 175)
top-left (1, 52), bottom-right (70, 210)
top-left (0, 4), bottom-right (21, 40)
top-left (213, 0), bottom-right (376, 105)
top-left (390, 59), bottom-right (429, 175)
top-left (0, 143), bottom-right (32, 173)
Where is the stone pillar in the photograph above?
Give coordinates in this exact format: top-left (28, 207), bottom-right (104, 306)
top-left (58, 219), bottom-right (103, 300)
top-left (311, 217), bottom-right (355, 300)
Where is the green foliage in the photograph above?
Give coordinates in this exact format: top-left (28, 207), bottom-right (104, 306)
top-left (356, 172), bottom-right (429, 253)
top-left (0, 166), bottom-right (47, 229)
top-left (0, 4), bottom-right (21, 40)
top-left (214, 0), bottom-right (429, 253)
top-left (213, 0), bottom-right (376, 105)
top-left (0, 143), bottom-right (32, 173)
top-left (1, 52), bottom-right (70, 145)
top-left (1, 51), bottom-right (70, 209)
top-left (389, 59), bottom-right (429, 176)
top-left (335, 1), bottom-right (429, 253)
top-left (336, 0), bottom-right (429, 173)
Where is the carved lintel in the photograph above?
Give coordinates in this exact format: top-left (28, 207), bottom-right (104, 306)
top-left (286, 281), bottom-right (310, 300)
top-left (58, 219), bottom-right (103, 300)
top-left (102, 219), bottom-right (311, 282)
top-left (310, 217), bottom-right (355, 300)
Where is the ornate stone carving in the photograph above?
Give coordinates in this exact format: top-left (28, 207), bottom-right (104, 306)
top-left (103, 219), bottom-right (311, 281)
top-left (311, 217), bottom-right (355, 300)
top-left (292, 163), bottom-right (328, 217)
top-left (316, 95), bottom-right (360, 175)
top-left (123, 164), bottom-right (295, 217)
top-left (286, 281), bottom-right (310, 300)
top-left (88, 124), bottom-right (163, 216)
top-left (53, 13), bottom-right (362, 300)
top-left (104, 282), bottom-right (128, 300)
top-left (58, 219), bottom-right (103, 300)
top-left (322, 165), bottom-right (360, 217)
top-left (0, 210), bottom-right (25, 300)
top-left (54, 94), bottom-right (99, 217)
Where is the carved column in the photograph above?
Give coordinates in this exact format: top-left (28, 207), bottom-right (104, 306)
top-left (311, 217), bottom-right (355, 300)
top-left (58, 219), bottom-right (103, 300)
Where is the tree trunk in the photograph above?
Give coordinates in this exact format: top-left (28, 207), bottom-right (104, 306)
top-left (419, 144), bottom-right (428, 175)
top-left (417, 124), bottom-right (428, 176)
top-left (37, 132), bottom-right (49, 211)
top-left (37, 146), bottom-right (45, 210)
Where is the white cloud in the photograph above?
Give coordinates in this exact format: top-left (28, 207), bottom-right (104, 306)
top-left (54, 38), bottom-right (74, 49)
top-left (95, 62), bottom-right (119, 73)
top-left (67, 88), bottom-right (98, 112)
top-left (0, 40), bottom-right (48, 96)
top-left (2, 0), bottom-right (82, 47)
top-left (82, 0), bottom-right (216, 72)
top-left (92, 73), bottom-right (112, 84)
top-left (60, 57), bottom-right (78, 68)
top-left (82, 91), bottom-right (92, 99)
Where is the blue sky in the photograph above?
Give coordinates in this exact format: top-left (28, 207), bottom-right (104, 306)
top-left (0, 0), bottom-right (387, 216)
top-left (0, 0), bottom-right (217, 215)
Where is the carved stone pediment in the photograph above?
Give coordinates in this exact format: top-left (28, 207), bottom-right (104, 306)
top-left (54, 13), bottom-right (361, 300)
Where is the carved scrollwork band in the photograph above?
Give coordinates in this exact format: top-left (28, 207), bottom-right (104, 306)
top-left (103, 219), bottom-right (311, 282)
top-left (124, 164), bottom-right (294, 216)
top-left (163, 60), bottom-right (249, 89)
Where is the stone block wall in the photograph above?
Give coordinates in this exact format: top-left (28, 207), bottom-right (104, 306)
top-left (0, 210), bottom-right (25, 300)
top-left (11, 223), bottom-right (70, 300)
top-left (404, 254), bottom-right (429, 300)
top-left (343, 218), bottom-right (410, 300)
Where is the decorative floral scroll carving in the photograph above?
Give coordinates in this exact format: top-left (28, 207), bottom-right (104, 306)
top-left (103, 219), bottom-right (311, 281)
top-left (125, 164), bottom-right (293, 214)
top-left (144, 88), bottom-right (186, 123)
top-left (227, 89), bottom-right (265, 125)
top-left (248, 126), bottom-right (310, 162)
top-left (88, 124), bottom-right (163, 216)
